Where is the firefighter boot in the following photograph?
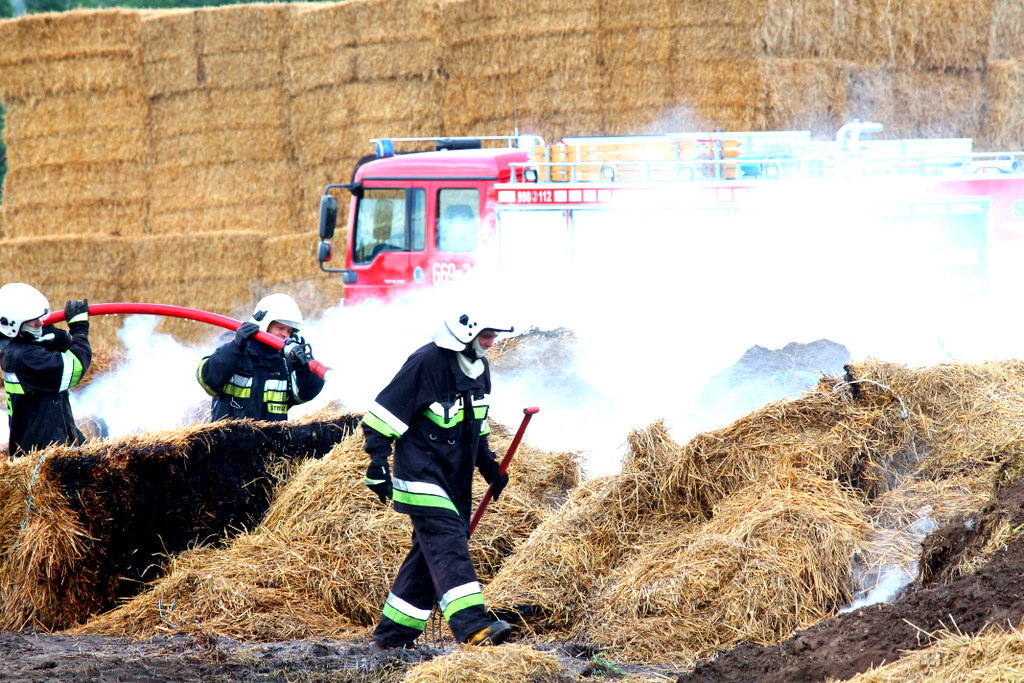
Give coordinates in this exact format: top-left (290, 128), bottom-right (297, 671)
top-left (466, 620), bottom-right (512, 646)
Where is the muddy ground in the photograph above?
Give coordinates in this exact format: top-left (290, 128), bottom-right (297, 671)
top-left (4, 481), bottom-right (1024, 683)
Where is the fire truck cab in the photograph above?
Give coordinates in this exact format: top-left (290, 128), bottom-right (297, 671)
top-left (318, 124), bottom-right (1024, 306)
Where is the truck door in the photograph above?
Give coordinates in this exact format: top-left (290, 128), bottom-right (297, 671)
top-left (427, 184), bottom-right (485, 285)
top-left (349, 187), bottom-right (426, 295)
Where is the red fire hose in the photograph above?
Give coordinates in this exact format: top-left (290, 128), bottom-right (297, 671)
top-left (469, 406), bottom-right (539, 535)
top-left (42, 302), bottom-right (332, 379)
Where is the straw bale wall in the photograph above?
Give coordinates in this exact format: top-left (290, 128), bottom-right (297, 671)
top-left (0, 0), bottom-right (1023, 351)
top-left (0, 412), bottom-right (361, 631)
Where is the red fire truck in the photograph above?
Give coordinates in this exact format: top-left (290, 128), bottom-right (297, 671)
top-left (317, 122), bottom-right (1024, 306)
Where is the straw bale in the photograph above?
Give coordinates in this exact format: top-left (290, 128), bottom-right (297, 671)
top-left (77, 425), bottom-right (580, 640)
top-left (839, 624), bottom-right (1024, 682)
top-left (150, 88), bottom-right (286, 138)
top-left (443, 75), bottom-right (601, 136)
top-left (980, 60), bottom-right (1024, 152)
top-left (833, 0), bottom-right (909, 66)
top-left (0, 9), bottom-right (141, 66)
top-left (402, 643), bottom-right (564, 683)
top-left (489, 327), bottom-right (578, 376)
top-left (341, 79), bottom-right (444, 126)
top-left (1, 199), bottom-right (148, 239)
top-left (841, 67), bottom-right (985, 142)
top-left (289, 87), bottom-right (351, 146)
top-left (6, 128), bottom-right (147, 170)
top-left (260, 234), bottom-right (333, 282)
top-left (0, 235), bottom-right (129, 299)
top-left (440, 0), bottom-right (598, 43)
top-left (139, 9), bottom-right (195, 64)
top-left (1, 414), bottom-right (360, 631)
top-left (0, 452), bottom-right (97, 631)
top-left (0, 53), bottom-right (143, 101)
top-left (152, 128), bottom-right (290, 167)
top-left (193, 4), bottom-right (289, 56)
top-left (148, 161), bottom-right (296, 213)
top-left (902, 0), bottom-right (992, 72)
top-left (764, 58), bottom-right (843, 134)
top-left (149, 203), bottom-right (295, 237)
top-left (142, 56), bottom-right (200, 97)
top-left (197, 51), bottom-right (284, 91)
top-left (4, 89), bottom-right (147, 140)
top-left (578, 473), bottom-right (873, 663)
top-left (991, 0), bottom-right (1024, 60)
top-left (671, 59), bottom-right (769, 132)
top-left (3, 161), bottom-right (148, 209)
top-left (761, 0), bottom-right (839, 59)
top-left (125, 232), bottom-right (265, 281)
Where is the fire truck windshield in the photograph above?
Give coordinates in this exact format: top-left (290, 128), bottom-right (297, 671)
top-left (352, 188), bottom-right (426, 264)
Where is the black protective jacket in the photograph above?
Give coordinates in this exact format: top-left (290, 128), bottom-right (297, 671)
top-left (1, 322), bottom-right (91, 456)
top-left (196, 337), bottom-right (324, 421)
top-left (362, 342), bottom-right (497, 522)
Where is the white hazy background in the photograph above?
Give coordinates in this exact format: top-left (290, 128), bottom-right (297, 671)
top-left (56, 181), bottom-right (1023, 478)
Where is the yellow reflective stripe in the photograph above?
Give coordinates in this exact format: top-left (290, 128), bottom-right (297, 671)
top-left (263, 390), bottom-right (288, 403)
top-left (3, 379), bottom-right (24, 395)
top-left (224, 384), bottom-right (251, 398)
top-left (423, 408), bottom-right (464, 428)
top-left (196, 359), bottom-right (219, 397)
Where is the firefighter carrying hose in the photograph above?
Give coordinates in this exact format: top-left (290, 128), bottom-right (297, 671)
top-left (196, 293), bottom-right (324, 421)
top-left (0, 283), bottom-right (92, 457)
top-left (363, 311), bottom-right (514, 652)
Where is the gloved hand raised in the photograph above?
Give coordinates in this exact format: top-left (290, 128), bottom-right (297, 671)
top-left (365, 457), bottom-right (393, 504)
top-left (233, 321), bottom-right (260, 349)
top-left (283, 339), bottom-right (314, 367)
top-left (64, 299), bottom-right (89, 331)
top-left (477, 456), bottom-right (509, 502)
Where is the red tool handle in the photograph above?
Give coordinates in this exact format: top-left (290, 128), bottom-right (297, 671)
top-left (469, 406), bottom-right (539, 535)
top-left (43, 302), bottom-right (332, 379)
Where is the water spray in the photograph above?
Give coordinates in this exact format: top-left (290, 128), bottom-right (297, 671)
top-left (42, 303), bottom-right (333, 379)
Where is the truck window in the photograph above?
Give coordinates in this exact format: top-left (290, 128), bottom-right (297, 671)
top-left (353, 188), bottom-right (426, 264)
top-left (436, 188), bottom-right (480, 252)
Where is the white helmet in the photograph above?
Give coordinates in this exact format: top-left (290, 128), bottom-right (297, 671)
top-left (433, 311), bottom-right (513, 351)
top-left (250, 293), bottom-right (303, 334)
top-left (0, 283), bottom-right (50, 340)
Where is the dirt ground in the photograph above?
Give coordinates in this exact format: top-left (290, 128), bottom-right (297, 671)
top-left (4, 481), bottom-right (1024, 683)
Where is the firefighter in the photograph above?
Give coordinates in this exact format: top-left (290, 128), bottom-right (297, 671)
top-left (196, 293), bottom-right (324, 421)
top-left (363, 311), bottom-right (514, 652)
top-left (0, 283), bottom-right (92, 457)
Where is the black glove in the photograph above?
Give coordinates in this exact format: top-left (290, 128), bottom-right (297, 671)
top-left (365, 457), bottom-right (392, 504)
top-left (477, 457), bottom-right (509, 502)
top-left (233, 321), bottom-right (260, 349)
top-left (64, 299), bottom-right (89, 332)
top-left (283, 339), bottom-right (314, 367)
top-left (41, 327), bottom-right (72, 352)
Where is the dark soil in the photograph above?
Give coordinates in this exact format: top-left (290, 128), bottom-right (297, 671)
top-left (4, 480), bottom-right (1024, 682)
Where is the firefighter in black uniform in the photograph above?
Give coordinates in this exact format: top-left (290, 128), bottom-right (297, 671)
top-left (0, 283), bottom-right (92, 457)
top-left (363, 311), bottom-right (514, 652)
top-left (196, 293), bottom-right (324, 421)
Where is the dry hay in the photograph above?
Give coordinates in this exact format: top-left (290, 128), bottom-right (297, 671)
top-left (401, 643), bottom-right (564, 683)
top-left (576, 471), bottom-right (873, 664)
top-left (837, 624), bottom-right (1024, 682)
top-left (74, 422), bottom-right (581, 640)
top-left (981, 60), bottom-right (1024, 152)
top-left (485, 358), bottom-right (1024, 662)
top-left (0, 412), bottom-right (360, 631)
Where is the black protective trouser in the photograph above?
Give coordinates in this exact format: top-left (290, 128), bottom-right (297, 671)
top-left (372, 514), bottom-right (492, 646)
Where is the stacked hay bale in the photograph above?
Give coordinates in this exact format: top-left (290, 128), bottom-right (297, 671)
top-left (137, 5), bottom-right (307, 340)
top-left (74, 424), bottom-right (581, 640)
top-left (288, 0), bottom-right (444, 241)
top-left (0, 411), bottom-right (360, 631)
top-left (0, 10), bottom-right (146, 350)
top-left (483, 359), bottom-right (1024, 664)
top-left (439, 0), bottom-right (603, 136)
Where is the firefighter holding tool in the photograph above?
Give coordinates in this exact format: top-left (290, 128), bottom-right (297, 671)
top-left (197, 293), bottom-right (324, 421)
top-left (363, 311), bottom-right (513, 652)
top-left (0, 283), bottom-right (92, 457)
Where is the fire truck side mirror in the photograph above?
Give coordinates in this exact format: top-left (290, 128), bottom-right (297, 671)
top-left (319, 195), bottom-right (338, 240)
